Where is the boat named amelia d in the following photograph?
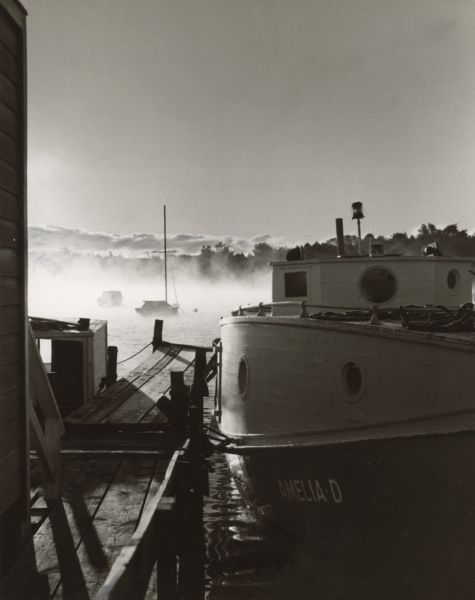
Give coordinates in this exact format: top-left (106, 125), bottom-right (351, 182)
top-left (215, 203), bottom-right (475, 597)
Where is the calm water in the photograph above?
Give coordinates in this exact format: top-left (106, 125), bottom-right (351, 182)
top-left (204, 452), bottom-right (331, 599)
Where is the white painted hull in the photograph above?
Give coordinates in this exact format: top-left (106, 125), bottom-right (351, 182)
top-left (219, 316), bottom-right (475, 442)
top-left (217, 316), bottom-right (475, 596)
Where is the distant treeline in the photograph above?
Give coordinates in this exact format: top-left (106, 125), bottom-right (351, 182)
top-left (303, 223), bottom-right (475, 259)
top-left (30, 223), bottom-right (475, 280)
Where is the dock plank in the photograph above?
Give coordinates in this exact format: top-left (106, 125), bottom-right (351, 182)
top-left (62, 457), bottom-right (157, 598)
top-left (107, 349), bottom-right (196, 425)
top-left (3, 457), bottom-right (162, 600)
top-left (40, 460), bottom-right (122, 599)
top-left (90, 349), bottom-right (181, 425)
top-left (66, 348), bottom-right (179, 426)
top-left (2, 458), bottom-right (116, 599)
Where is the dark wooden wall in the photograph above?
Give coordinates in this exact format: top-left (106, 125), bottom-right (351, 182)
top-left (0, 0), bottom-right (28, 576)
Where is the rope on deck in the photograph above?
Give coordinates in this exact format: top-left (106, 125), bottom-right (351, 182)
top-left (117, 342), bottom-right (153, 365)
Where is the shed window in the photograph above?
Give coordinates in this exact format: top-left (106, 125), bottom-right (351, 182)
top-left (284, 271), bottom-right (308, 297)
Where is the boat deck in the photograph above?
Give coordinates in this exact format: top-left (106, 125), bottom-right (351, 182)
top-left (224, 314), bottom-right (475, 350)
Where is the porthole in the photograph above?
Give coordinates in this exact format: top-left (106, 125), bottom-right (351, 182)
top-left (360, 267), bottom-right (397, 304)
top-left (447, 269), bottom-right (459, 291)
top-left (237, 357), bottom-right (249, 398)
top-left (342, 361), bottom-right (365, 403)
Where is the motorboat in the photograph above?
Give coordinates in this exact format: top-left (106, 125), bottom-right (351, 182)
top-left (215, 204), bottom-right (475, 597)
top-left (97, 290), bottom-right (123, 307)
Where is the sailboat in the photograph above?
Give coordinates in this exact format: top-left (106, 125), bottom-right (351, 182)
top-left (135, 205), bottom-right (179, 316)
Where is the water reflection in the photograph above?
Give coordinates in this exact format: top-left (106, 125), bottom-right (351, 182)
top-left (205, 452), bottom-right (323, 600)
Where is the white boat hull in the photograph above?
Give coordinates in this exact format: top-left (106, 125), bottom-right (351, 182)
top-left (219, 316), bottom-right (475, 440)
top-left (217, 316), bottom-right (475, 597)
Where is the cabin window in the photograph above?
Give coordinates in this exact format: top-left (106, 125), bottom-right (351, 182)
top-left (284, 271), bottom-right (308, 297)
top-left (447, 269), bottom-right (459, 291)
top-left (238, 357), bottom-right (249, 398)
top-left (360, 267), bottom-right (396, 304)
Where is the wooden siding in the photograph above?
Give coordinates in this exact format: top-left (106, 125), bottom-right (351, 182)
top-left (0, 0), bottom-right (26, 525)
top-left (0, 99), bottom-right (18, 138)
top-left (0, 187), bottom-right (18, 220)
top-left (0, 333), bottom-right (20, 364)
top-left (0, 305), bottom-right (20, 333)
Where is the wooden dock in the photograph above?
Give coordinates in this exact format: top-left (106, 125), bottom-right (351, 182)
top-left (64, 345), bottom-right (199, 450)
top-left (1, 334), bottom-right (216, 600)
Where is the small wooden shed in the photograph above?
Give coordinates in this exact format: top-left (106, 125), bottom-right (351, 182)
top-left (0, 0), bottom-right (28, 577)
top-left (32, 319), bottom-right (108, 415)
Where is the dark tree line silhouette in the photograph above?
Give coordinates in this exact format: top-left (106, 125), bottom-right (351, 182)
top-left (30, 223), bottom-right (475, 281)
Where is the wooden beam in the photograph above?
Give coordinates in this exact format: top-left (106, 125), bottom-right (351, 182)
top-left (28, 326), bottom-right (63, 425)
top-left (28, 324), bottom-right (64, 498)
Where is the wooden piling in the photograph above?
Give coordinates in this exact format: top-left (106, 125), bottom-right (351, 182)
top-left (191, 348), bottom-right (207, 423)
top-left (152, 320), bottom-right (164, 351)
top-left (156, 501), bottom-right (177, 600)
top-left (170, 371), bottom-right (188, 434)
top-left (106, 346), bottom-right (118, 386)
top-left (176, 410), bottom-right (206, 600)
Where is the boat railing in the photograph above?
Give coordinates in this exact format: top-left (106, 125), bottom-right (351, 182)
top-left (232, 301), bottom-right (386, 318)
top-left (232, 301), bottom-right (370, 316)
top-left (231, 301), bottom-right (474, 321)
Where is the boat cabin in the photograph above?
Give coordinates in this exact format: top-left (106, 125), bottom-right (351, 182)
top-left (271, 255), bottom-right (474, 314)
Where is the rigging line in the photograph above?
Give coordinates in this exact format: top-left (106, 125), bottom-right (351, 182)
top-left (117, 342), bottom-right (152, 365)
top-left (171, 268), bottom-right (179, 307)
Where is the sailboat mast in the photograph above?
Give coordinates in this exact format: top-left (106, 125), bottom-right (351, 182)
top-left (163, 204), bottom-right (168, 303)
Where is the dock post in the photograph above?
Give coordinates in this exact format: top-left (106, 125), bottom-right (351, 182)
top-left (191, 348), bottom-right (207, 421)
top-left (156, 500), bottom-right (177, 599)
top-left (152, 320), bottom-right (163, 351)
top-left (106, 346), bottom-right (118, 386)
top-left (176, 406), bottom-right (205, 599)
top-left (169, 371), bottom-right (187, 434)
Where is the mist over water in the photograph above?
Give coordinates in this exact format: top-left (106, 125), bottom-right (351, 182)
top-left (29, 257), bottom-right (303, 597)
top-left (28, 260), bottom-right (271, 372)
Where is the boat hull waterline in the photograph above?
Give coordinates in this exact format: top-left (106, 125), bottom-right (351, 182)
top-left (135, 301), bottom-right (179, 316)
top-left (217, 315), bottom-right (475, 595)
top-left (223, 431), bottom-right (475, 596)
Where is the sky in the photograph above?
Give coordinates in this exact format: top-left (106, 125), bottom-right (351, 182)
top-left (22, 0), bottom-right (475, 245)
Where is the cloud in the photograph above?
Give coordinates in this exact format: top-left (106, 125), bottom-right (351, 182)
top-left (28, 225), bottom-right (294, 258)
